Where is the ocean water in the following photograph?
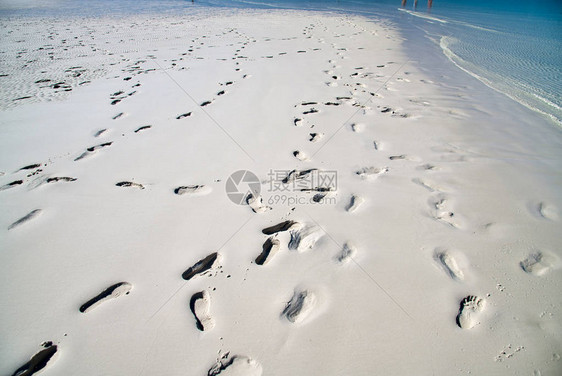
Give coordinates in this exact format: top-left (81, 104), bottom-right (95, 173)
top-left (1, 0), bottom-right (560, 126)
top-left (199, 0), bottom-right (562, 126)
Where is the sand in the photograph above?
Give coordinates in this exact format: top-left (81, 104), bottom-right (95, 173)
top-left (0, 7), bottom-right (561, 376)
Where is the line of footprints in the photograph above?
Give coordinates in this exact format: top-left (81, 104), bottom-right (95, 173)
top-left (4, 21), bottom-right (561, 376)
top-left (9, 207), bottom-right (557, 376)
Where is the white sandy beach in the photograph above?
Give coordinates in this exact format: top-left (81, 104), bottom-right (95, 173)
top-left (0, 7), bottom-right (561, 376)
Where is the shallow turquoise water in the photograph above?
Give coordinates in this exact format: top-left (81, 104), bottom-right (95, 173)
top-left (2, 0), bottom-right (560, 125)
top-left (201, 0), bottom-right (562, 125)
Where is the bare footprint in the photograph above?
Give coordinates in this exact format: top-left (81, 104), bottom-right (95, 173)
top-left (288, 224), bottom-right (323, 252)
top-left (262, 220), bottom-right (300, 235)
top-left (535, 202), bottom-right (559, 221)
top-left (8, 209), bottom-right (42, 230)
top-left (75, 142), bottom-right (112, 161)
top-left (94, 129), bottom-right (108, 137)
top-left (350, 123), bottom-right (364, 133)
top-left (116, 181), bottom-right (144, 189)
top-left (11, 342), bottom-right (58, 376)
top-left (134, 125), bottom-right (151, 133)
top-left (282, 289), bottom-right (316, 324)
top-left (208, 353), bottom-right (262, 376)
top-left (47, 177), bottom-right (77, 183)
top-left (413, 178), bottom-right (443, 192)
top-left (309, 132), bottom-right (324, 142)
top-left (417, 163), bottom-right (439, 171)
top-left (312, 189), bottom-right (335, 203)
top-left (346, 194), bottom-right (364, 212)
top-left (456, 295), bottom-right (485, 329)
top-left (282, 169), bottom-right (317, 184)
top-left (0, 180), bottom-right (23, 191)
top-left (335, 242), bottom-right (356, 264)
top-left (182, 252), bottom-right (221, 280)
top-left (520, 251), bottom-right (557, 276)
top-left (293, 150), bottom-right (309, 161)
top-left (190, 290), bottom-right (215, 331)
top-left (356, 166), bottom-right (388, 180)
top-left (255, 237), bottom-right (281, 265)
top-left (434, 249), bottom-right (464, 281)
top-left (176, 112), bottom-right (192, 120)
top-left (79, 282), bottom-right (132, 313)
top-left (17, 163), bottom-right (41, 172)
top-left (427, 194), bottom-right (463, 229)
top-left (174, 185), bottom-right (211, 196)
top-left (389, 154), bottom-right (419, 161)
top-left (247, 193), bottom-right (271, 213)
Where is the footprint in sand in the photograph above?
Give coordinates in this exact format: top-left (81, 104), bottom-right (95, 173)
top-left (428, 194), bottom-right (462, 229)
top-left (176, 112), bottom-right (192, 120)
top-left (288, 224), bottom-right (323, 252)
top-left (134, 125), bottom-right (151, 133)
top-left (94, 128), bottom-right (108, 137)
top-left (356, 166), bottom-right (388, 180)
top-left (417, 163), bottom-right (439, 171)
top-left (190, 290), bottom-right (215, 331)
top-left (116, 181), bottom-right (145, 190)
top-left (17, 163), bottom-right (42, 172)
top-left (413, 177), bottom-right (444, 192)
top-left (434, 249), bottom-right (464, 281)
top-left (282, 289), bottom-right (317, 324)
top-left (255, 237), bottom-right (281, 266)
top-left (456, 295), bottom-right (485, 329)
top-left (246, 192), bottom-right (271, 213)
top-left (350, 123), bottom-right (364, 133)
top-left (335, 242), bottom-right (356, 264)
top-left (534, 202), bottom-right (559, 221)
top-left (208, 353), bottom-right (262, 376)
top-left (262, 220), bottom-right (300, 235)
top-left (47, 177), bottom-right (77, 183)
top-left (293, 150), bottom-right (309, 161)
top-left (346, 194), bottom-right (364, 213)
top-left (182, 252), bottom-right (221, 280)
top-left (174, 185), bottom-right (211, 196)
top-left (11, 342), bottom-right (58, 376)
top-left (311, 189), bottom-right (335, 203)
top-left (79, 282), bottom-right (132, 313)
top-left (309, 132), bottom-right (324, 142)
top-left (8, 209), bottom-right (42, 230)
top-left (435, 211), bottom-right (460, 229)
top-left (74, 142), bottom-right (112, 161)
top-left (0, 180), bottom-right (23, 191)
top-left (282, 169), bottom-right (317, 184)
top-left (520, 251), bottom-right (557, 276)
top-left (302, 108), bottom-right (319, 115)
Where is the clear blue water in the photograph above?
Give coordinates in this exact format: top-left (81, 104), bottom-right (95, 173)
top-left (1, 0), bottom-right (561, 125)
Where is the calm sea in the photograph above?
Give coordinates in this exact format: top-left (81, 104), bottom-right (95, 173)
top-left (2, 0), bottom-right (561, 126)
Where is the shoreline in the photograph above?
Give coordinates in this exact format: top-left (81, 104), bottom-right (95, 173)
top-left (1, 7), bottom-right (561, 376)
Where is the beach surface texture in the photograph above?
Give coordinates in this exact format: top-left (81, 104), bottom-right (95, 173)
top-left (0, 5), bottom-right (561, 376)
